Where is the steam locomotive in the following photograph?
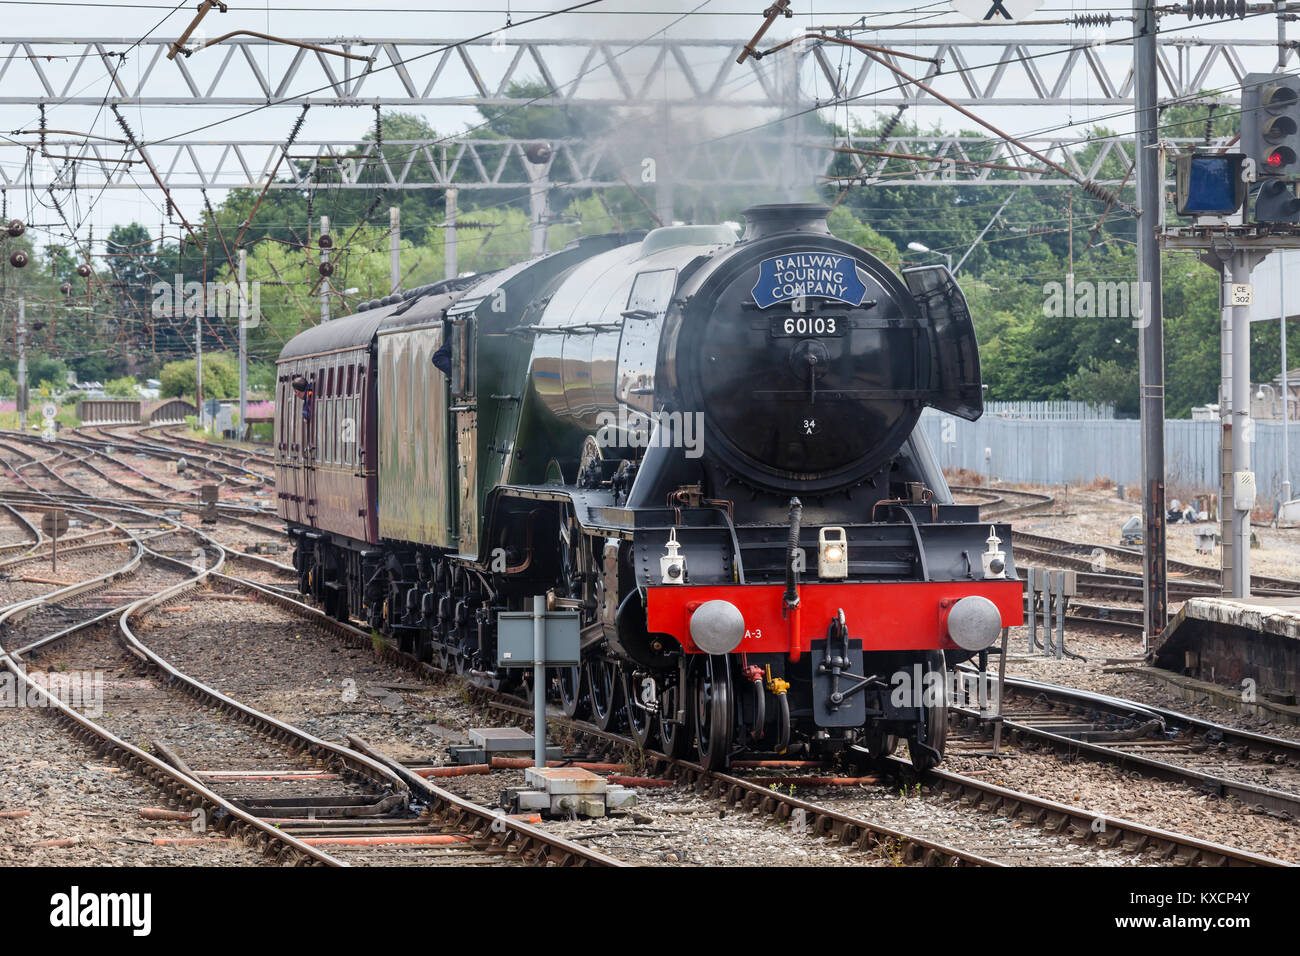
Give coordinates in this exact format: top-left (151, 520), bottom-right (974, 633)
top-left (274, 203), bottom-right (1022, 770)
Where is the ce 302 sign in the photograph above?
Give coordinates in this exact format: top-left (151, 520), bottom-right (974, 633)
top-left (951, 0), bottom-right (1042, 21)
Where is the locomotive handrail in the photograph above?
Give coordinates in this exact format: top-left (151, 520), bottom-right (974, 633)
top-left (875, 502), bottom-right (930, 581)
top-left (710, 503), bottom-right (746, 585)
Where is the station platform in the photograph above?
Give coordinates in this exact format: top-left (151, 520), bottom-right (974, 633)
top-left (1150, 596), bottom-right (1300, 719)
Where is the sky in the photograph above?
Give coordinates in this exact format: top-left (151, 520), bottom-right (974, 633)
top-left (0, 0), bottom-right (1290, 250)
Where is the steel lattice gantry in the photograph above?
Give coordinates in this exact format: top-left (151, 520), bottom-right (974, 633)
top-left (0, 34), bottom-right (1280, 107)
top-left (0, 33), bottom-right (1277, 197)
top-left (8, 135), bottom-right (1229, 192)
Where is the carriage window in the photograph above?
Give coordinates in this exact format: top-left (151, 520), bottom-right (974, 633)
top-left (346, 397), bottom-right (356, 465)
top-left (330, 399), bottom-right (338, 464)
top-left (330, 398), bottom-right (340, 465)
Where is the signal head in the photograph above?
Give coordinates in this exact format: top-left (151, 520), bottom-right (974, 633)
top-left (1243, 72), bottom-right (1300, 181)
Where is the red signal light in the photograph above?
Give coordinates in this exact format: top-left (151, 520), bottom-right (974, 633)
top-left (1268, 150), bottom-right (1286, 168)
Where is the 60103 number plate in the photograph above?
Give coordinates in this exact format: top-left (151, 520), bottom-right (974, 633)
top-left (770, 315), bottom-right (846, 337)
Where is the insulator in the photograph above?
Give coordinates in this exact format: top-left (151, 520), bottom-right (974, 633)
top-left (1071, 13), bottom-right (1113, 27)
top-left (9, 249), bottom-right (28, 268)
top-left (1081, 179), bottom-right (1120, 206)
top-left (59, 281), bottom-right (72, 295)
top-left (524, 142), bottom-right (553, 164)
top-left (318, 234), bottom-right (333, 249)
top-left (111, 105), bottom-right (136, 147)
top-left (319, 261), bottom-right (334, 277)
top-left (878, 105), bottom-right (907, 143)
top-left (76, 263), bottom-right (91, 277)
top-left (6, 218), bottom-right (23, 237)
top-left (286, 105), bottom-right (310, 149)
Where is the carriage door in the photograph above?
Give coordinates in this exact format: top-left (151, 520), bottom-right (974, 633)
top-left (448, 301), bottom-right (478, 556)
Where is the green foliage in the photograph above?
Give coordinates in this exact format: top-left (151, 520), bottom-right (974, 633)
top-left (104, 375), bottom-right (139, 397)
top-left (27, 355), bottom-right (69, 390)
top-left (1066, 360), bottom-right (1138, 415)
top-left (0, 368), bottom-right (15, 398)
top-left (248, 361), bottom-right (275, 394)
top-left (827, 207), bottom-right (900, 265)
top-left (160, 354), bottom-right (240, 399)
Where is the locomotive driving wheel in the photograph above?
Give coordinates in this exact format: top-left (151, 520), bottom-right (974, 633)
top-left (558, 665), bottom-right (587, 718)
top-left (657, 679), bottom-right (689, 758)
top-left (692, 655), bottom-right (734, 770)
top-left (586, 657), bottom-right (623, 731)
top-left (555, 503), bottom-right (599, 719)
top-left (907, 651), bottom-right (948, 772)
top-left (622, 670), bottom-right (657, 749)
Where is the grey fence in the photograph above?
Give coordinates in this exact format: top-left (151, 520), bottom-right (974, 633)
top-left (984, 400), bottom-right (1115, 420)
top-left (920, 409), bottom-right (1300, 503)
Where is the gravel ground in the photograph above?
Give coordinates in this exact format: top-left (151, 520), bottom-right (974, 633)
top-left (0, 698), bottom-right (264, 866)
top-left (131, 593), bottom-right (1295, 866)
top-left (941, 747), bottom-right (1299, 862)
top-left (131, 597), bottom-right (480, 765)
top-left (0, 509), bottom-right (37, 546)
top-left (437, 769), bottom-right (893, 866)
top-left (24, 626), bottom-right (380, 809)
top-left (0, 547), bottom-right (137, 608)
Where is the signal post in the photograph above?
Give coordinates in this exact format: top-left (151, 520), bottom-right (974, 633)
top-left (1166, 72), bottom-right (1300, 599)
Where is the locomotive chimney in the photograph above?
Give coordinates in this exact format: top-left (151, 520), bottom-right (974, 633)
top-left (740, 203), bottom-right (831, 240)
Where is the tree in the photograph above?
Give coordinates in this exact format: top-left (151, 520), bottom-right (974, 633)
top-left (1066, 359), bottom-right (1138, 415)
top-left (26, 355), bottom-right (69, 389)
top-left (160, 354), bottom-right (239, 399)
top-left (104, 375), bottom-right (140, 397)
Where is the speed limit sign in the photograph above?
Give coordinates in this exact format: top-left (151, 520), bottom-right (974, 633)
top-left (41, 402), bottom-right (57, 420)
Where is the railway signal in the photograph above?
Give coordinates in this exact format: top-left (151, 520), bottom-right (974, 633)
top-left (1242, 72), bottom-right (1300, 223)
top-left (1174, 153), bottom-right (1248, 217)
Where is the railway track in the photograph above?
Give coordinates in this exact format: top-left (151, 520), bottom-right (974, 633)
top-left (948, 669), bottom-right (1300, 819)
top-left (196, 570), bottom-right (1287, 865)
top-left (10, 439), bottom-right (1287, 866)
top-left (949, 485), bottom-right (1056, 519)
top-left (954, 484), bottom-right (1299, 637)
top-left (1012, 529), bottom-right (1300, 596)
top-left (0, 435), bottom-right (284, 537)
top-left (0, 458), bottom-right (617, 867)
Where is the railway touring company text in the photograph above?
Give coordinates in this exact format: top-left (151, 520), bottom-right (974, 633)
top-left (751, 253), bottom-right (868, 308)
